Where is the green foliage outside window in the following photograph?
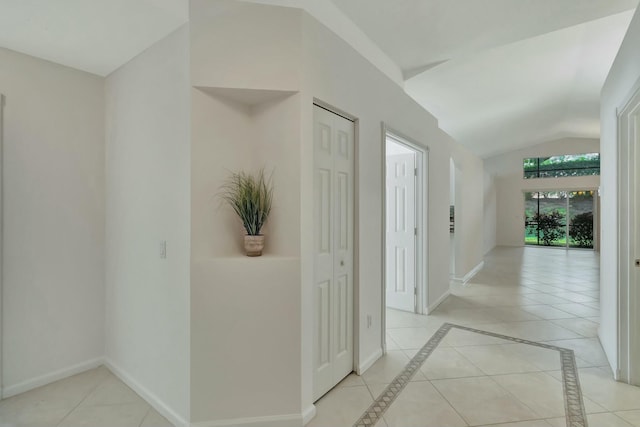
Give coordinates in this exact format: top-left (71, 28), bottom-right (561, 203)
top-left (524, 153), bottom-right (600, 179)
top-left (569, 212), bottom-right (594, 248)
top-left (526, 210), bottom-right (565, 246)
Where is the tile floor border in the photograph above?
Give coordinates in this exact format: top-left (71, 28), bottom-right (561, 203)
top-left (353, 323), bottom-right (588, 427)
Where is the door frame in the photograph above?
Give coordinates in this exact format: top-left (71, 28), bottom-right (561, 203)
top-left (0, 94), bottom-right (4, 398)
top-left (617, 81), bottom-right (640, 385)
top-left (381, 124), bottom-right (429, 352)
top-left (311, 99), bottom-right (360, 382)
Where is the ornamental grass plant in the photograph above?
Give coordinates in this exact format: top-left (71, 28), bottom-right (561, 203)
top-left (219, 169), bottom-right (273, 236)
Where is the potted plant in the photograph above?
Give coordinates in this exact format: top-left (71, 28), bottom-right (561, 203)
top-left (219, 169), bottom-right (273, 256)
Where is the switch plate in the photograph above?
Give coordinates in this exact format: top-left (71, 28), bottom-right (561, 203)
top-left (159, 240), bottom-right (167, 259)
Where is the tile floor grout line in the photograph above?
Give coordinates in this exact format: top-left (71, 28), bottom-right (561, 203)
top-left (449, 325), bottom-right (590, 427)
top-left (55, 368), bottom-right (110, 427)
top-left (427, 377), bottom-right (475, 426)
top-left (352, 324), bottom-right (452, 427)
top-left (353, 323), bottom-right (589, 427)
top-left (138, 405), bottom-right (153, 427)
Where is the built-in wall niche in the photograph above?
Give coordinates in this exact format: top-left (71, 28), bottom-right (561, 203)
top-left (191, 86), bottom-right (300, 259)
top-left (194, 86), bottom-right (296, 107)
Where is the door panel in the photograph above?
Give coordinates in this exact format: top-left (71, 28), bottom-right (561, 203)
top-left (313, 105), bottom-right (354, 400)
top-left (386, 153), bottom-right (416, 312)
top-left (317, 281), bottom-right (331, 369)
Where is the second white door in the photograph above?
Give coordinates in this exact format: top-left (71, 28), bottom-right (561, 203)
top-left (386, 145), bottom-right (417, 313)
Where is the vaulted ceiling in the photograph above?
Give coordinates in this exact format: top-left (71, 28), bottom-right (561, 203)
top-left (331, 0), bottom-right (638, 157)
top-left (0, 0), bottom-right (637, 156)
top-left (0, 0), bottom-right (188, 76)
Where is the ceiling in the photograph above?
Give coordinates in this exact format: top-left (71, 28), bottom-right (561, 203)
top-left (0, 0), bottom-right (636, 156)
top-left (0, 0), bottom-right (188, 76)
top-left (332, 0), bottom-right (638, 157)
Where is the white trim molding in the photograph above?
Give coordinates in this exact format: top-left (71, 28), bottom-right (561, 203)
top-left (452, 261), bottom-right (485, 285)
top-left (104, 358), bottom-right (188, 427)
top-left (302, 404), bottom-right (317, 425)
top-left (2, 357), bottom-right (103, 398)
top-left (357, 347), bottom-right (383, 376)
top-left (427, 290), bottom-right (451, 314)
top-left (616, 81), bottom-right (640, 386)
top-left (0, 93), bottom-right (4, 400)
top-left (191, 406), bottom-right (316, 427)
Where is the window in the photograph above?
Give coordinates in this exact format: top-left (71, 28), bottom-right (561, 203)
top-left (523, 153), bottom-right (600, 179)
top-left (524, 190), bottom-right (595, 249)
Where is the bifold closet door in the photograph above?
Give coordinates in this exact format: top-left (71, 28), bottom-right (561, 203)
top-left (312, 105), bottom-right (354, 401)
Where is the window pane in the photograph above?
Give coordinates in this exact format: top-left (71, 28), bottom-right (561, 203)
top-left (524, 192), bottom-right (539, 245)
top-left (568, 191), bottom-right (594, 249)
top-left (523, 153), bottom-right (599, 179)
top-left (524, 191), bottom-right (567, 246)
top-left (537, 192), bottom-right (567, 246)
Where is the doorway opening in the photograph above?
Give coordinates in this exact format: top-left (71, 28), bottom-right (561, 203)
top-left (383, 127), bottom-right (428, 332)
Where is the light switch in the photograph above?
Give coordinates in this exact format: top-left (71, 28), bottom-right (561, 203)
top-left (159, 240), bottom-right (167, 259)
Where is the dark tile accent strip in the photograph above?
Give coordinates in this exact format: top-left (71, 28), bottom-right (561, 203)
top-left (353, 323), bottom-right (588, 427)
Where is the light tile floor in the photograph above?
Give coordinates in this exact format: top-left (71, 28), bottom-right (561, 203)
top-left (4, 247), bottom-right (640, 427)
top-left (0, 366), bottom-right (173, 427)
top-left (310, 246), bottom-right (640, 427)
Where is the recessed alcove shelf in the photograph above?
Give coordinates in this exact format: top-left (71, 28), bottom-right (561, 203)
top-left (191, 84), bottom-right (301, 260)
top-left (194, 86), bottom-right (297, 107)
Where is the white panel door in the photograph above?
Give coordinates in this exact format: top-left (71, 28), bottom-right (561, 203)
top-left (313, 105), bottom-right (354, 401)
top-left (386, 153), bottom-right (416, 312)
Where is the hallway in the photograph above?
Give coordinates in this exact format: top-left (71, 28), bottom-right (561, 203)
top-left (310, 247), bottom-right (640, 427)
top-left (3, 247), bottom-right (640, 426)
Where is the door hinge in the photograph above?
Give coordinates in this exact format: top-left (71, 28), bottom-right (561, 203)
top-left (414, 286), bottom-right (417, 296)
top-left (414, 168), bottom-right (418, 176)
top-left (414, 227), bottom-right (417, 236)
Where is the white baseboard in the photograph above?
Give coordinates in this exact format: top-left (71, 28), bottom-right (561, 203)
top-left (427, 290), bottom-right (450, 314)
top-left (192, 410), bottom-right (313, 427)
top-left (452, 261), bottom-right (485, 285)
top-left (2, 357), bottom-right (104, 398)
top-left (302, 404), bottom-right (316, 425)
top-left (357, 347), bottom-right (383, 375)
top-left (104, 358), bottom-right (188, 427)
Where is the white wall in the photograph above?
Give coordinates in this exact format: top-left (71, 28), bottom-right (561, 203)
top-left (0, 47), bottom-right (105, 396)
top-left (450, 143), bottom-right (485, 279)
top-left (189, 2), bottom-right (304, 424)
top-left (600, 6), bottom-right (640, 375)
top-left (186, 2), bottom-right (482, 425)
top-left (104, 26), bottom-right (190, 424)
top-left (484, 138), bottom-right (600, 247)
top-left (300, 13), bottom-right (456, 379)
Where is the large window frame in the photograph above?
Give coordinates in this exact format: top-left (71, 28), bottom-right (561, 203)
top-left (524, 189), bottom-right (597, 249)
